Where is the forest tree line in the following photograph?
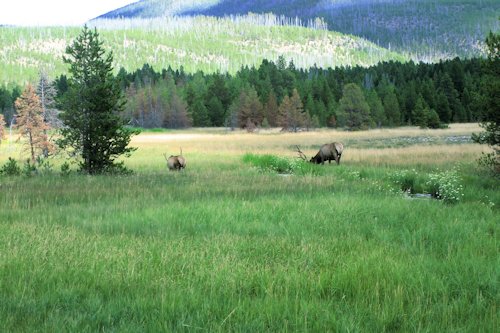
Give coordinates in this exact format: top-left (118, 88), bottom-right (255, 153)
top-left (0, 56), bottom-right (493, 132)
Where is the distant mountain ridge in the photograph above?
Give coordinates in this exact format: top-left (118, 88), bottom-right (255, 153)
top-left (97, 0), bottom-right (500, 62)
top-left (98, 0), bottom-right (221, 19)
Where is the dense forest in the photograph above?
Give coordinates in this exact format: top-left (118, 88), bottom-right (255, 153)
top-left (0, 56), bottom-right (491, 131)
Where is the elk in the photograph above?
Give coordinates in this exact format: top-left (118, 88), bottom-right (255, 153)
top-left (164, 147), bottom-right (186, 171)
top-left (296, 142), bottom-right (344, 165)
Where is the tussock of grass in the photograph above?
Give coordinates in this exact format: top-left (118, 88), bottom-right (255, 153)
top-left (242, 153), bottom-right (322, 175)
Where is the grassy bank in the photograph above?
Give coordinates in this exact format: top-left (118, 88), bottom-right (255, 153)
top-left (0, 124), bottom-right (498, 331)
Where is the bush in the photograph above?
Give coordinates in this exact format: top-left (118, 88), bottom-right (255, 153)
top-left (477, 151), bottom-right (500, 176)
top-left (35, 156), bottom-right (54, 175)
top-left (0, 157), bottom-right (21, 176)
top-left (22, 159), bottom-right (37, 177)
top-left (242, 153), bottom-right (322, 175)
top-left (243, 154), bottom-right (294, 174)
top-left (426, 168), bottom-right (464, 204)
top-left (60, 162), bottom-right (71, 176)
top-left (390, 169), bottom-right (426, 193)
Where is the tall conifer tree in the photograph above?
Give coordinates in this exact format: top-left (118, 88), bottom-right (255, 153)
top-left (58, 26), bottom-right (138, 174)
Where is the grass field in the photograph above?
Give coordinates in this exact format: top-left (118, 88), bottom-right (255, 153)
top-left (0, 124), bottom-right (498, 332)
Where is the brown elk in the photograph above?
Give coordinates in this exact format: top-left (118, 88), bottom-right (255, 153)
top-left (164, 147), bottom-right (186, 171)
top-left (296, 142), bottom-right (344, 165)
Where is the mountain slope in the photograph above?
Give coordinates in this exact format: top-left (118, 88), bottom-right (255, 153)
top-left (99, 0), bottom-right (500, 62)
top-left (98, 0), bottom-right (221, 18)
top-left (0, 15), bottom-right (406, 85)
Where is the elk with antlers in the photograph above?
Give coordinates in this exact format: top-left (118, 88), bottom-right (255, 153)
top-left (296, 142), bottom-right (344, 165)
top-left (164, 147), bottom-right (186, 171)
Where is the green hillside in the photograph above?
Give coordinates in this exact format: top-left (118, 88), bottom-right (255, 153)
top-left (102, 0), bottom-right (499, 62)
top-left (0, 15), bottom-right (407, 86)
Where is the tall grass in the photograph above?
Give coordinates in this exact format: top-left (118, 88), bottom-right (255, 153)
top-left (0, 125), bottom-right (498, 332)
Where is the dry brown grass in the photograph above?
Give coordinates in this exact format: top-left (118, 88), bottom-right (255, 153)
top-left (1, 123), bottom-right (487, 169)
top-left (130, 124), bottom-right (486, 167)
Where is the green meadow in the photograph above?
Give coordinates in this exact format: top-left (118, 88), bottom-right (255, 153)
top-left (0, 124), bottom-right (498, 332)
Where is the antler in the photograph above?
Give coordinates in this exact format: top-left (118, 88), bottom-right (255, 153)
top-left (163, 153), bottom-right (168, 161)
top-left (180, 147), bottom-right (183, 156)
top-left (295, 145), bottom-right (307, 161)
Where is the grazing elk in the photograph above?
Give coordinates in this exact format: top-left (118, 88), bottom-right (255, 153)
top-left (296, 142), bottom-right (344, 165)
top-left (164, 147), bottom-right (186, 171)
top-left (176, 147), bottom-right (186, 169)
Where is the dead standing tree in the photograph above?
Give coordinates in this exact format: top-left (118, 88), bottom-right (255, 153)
top-left (14, 84), bottom-right (53, 162)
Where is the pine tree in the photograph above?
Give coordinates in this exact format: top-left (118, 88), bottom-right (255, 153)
top-left (278, 89), bottom-right (304, 132)
top-left (206, 74), bottom-right (230, 124)
top-left (58, 25), bottom-right (138, 174)
top-left (412, 96), bottom-right (428, 128)
top-left (338, 83), bottom-right (371, 131)
top-left (14, 84), bottom-right (52, 162)
top-left (383, 90), bottom-right (401, 127)
top-left (0, 87), bottom-right (15, 126)
top-left (167, 91), bottom-right (191, 129)
top-left (190, 99), bottom-right (211, 127)
top-left (263, 91), bottom-right (279, 127)
top-left (238, 87), bottom-right (263, 130)
top-left (365, 90), bottom-right (385, 128)
top-left (427, 109), bottom-right (441, 129)
top-left (472, 29), bottom-right (500, 173)
top-left (207, 96), bottom-right (225, 127)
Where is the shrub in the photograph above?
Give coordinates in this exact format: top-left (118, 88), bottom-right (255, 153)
top-left (60, 162), bottom-right (71, 176)
top-left (22, 159), bottom-right (37, 177)
top-left (389, 169), bottom-right (426, 193)
top-left (477, 151), bottom-right (500, 176)
top-left (35, 156), bottom-right (54, 175)
top-left (426, 168), bottom-right (464, 204)
top-left (242, 153), bottom-right (322, 175)
top-left (243, 153), bottom-right (294, 174)
top-left (0, 157), bottom-right (21, 176)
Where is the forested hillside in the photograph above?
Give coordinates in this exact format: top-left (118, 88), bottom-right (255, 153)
top-left (0, 15), bottom-right (405, 86)
top-left (101, 0), bottom-right (500, 62)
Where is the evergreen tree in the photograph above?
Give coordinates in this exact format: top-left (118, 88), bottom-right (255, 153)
top-left (304, 94), bottom-right (316, 124)
top-left (383, 90), bottom-right (401, 127)
top-left (238, 87), bottom-right (263, 130)
top-left (191, 99), bottom-right (211, 127)
top-left (58, 26), bottom-right (138, 174)
top-left (427, 109), bottom-right (441, 129)
top-left (472, 29), bottom-right (500, 173)
top-left (412, 96), bottom-right (428, 128)
top-left (263, 91), bottom-right (279, 127)
top-left (365, 90), bottom-right (385, 128)
top-left (167, 91), bottom-right (191, 129)
top-left (206, 73), bottom-right (231, 123)
top-left (277, 89), bottom-right (304, 132)
top-left (338, 83), bottom-right (371, 131)
top-left (15, 84), bottom-right (52, 162)
top-left (436, 92), bottom-right (452, 124)
top-left (207, 96), bottom-right (225, 127)
top-left (0, 87), bottom-right (15, 125)
top-left (437, 73), bottom-right (458, 123)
